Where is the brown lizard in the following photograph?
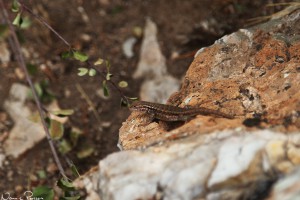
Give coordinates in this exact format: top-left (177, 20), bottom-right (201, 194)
top-left (129, 101), bottom-right (234, 122)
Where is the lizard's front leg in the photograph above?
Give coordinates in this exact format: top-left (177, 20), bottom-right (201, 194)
top-left (130, 111), bottom-right (155, 126)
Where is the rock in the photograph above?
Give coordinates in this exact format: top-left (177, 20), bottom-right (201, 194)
top-left (88, 130), bottom-right (300, 200)
top-left (73, 166), bottom-right (101, 200)
top-left (15, 185), bottom-right (23, 193)
top-left (3, 84), bottom-right (45, 158)
top-left (7, 170), bottom-right (13, 181)
top-left (120, 6), bottom-right (300, 150)
top-left (0, 42), bottom-right (10, 67)
top-left (46, 162), bottom-right (58, 174)
top-left (139, 76), bottom-right (180, 104)
top-left (269, 168), bottom-right (300, 200)
top-left (76, 7), bottom-right (300, 200)
top-left (122, 37), bottom-right (137, 58)
top-left (133, 18), bottom-right (167, 79)
top-left (133, 18), bottom-right (180, 103)
top-left (0, 112), bottom-right (12, 141)
top-left (0, 154), bottom-right (5, 168)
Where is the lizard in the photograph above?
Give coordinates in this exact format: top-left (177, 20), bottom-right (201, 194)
top-left (129, 100), bottom-right (234, 123)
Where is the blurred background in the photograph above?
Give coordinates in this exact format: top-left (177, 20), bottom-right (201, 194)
top-left (0, 0), bottom-right (291, 195)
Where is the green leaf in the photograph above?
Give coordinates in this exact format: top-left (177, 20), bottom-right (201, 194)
top-left (20, 17), bottom-right (32, 29)
top-left (70, 131), bottom-right (80, 146)
top-left (49, 119), bottom-right (64, 140)
top-left (11, 0), bottom-right (20, 12)
top-left (28, 83), bottom-right (43, 99)
top-left (40, 79), bottom-right (49, 88)
top-left (102, 80), bottom-right (109, 97)
top-left (76, 146), bottom-right (94, 159)
top-left (106, 73), bottom-right (112, 80)
top-left (77, 68), bottom-right (88, 76)
top-left (104, 60), bottom-right (112, 80)
top-left (105, 60), bottom-right (111, 70)
top-left (128, 97), bottom-right (138, 100)
top-left (12, 13), bottom-right (22, 26)
top-left (70, 164), bottom-right (80, 178)
top-left (118, 81), bottom-right (128, 88)
top-left (45, 117), bottom-right (51, 126)
top-left (34, 83), bottom-right (43, 97)
top-left (73, 51), bottom-right (88, 62)
top-left (33, 80), bottom-right (55, 104)
top-left (57, 178), bottom-right (76, 192)
top-left (88, 68), bottom-right (96, 76)
top-left (26, 63), bottom-right (38, 75)
top-left (37, 170), bottom-right (47, 179)
top-left (94, 58), bottom-right (104, 65)
top-left (120, 98), bottom-right (129, 107)
top-left (41, 87), bottom-right (55, 104)
top-left (58, 139), bottom-right (72, 154)
top-left (61, 51), bottom-right (73, 59)
top-left (32, 186), bottom-right (54, 200)
top-left (51, 109), bottom-right (74, 117)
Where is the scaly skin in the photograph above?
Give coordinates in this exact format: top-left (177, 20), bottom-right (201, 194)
top-left (129, 101), bottom-right (234, 122)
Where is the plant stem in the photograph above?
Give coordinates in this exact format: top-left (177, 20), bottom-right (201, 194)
top-left (87, 61), bottom-right (130, 104)
top-left (0, 0), bottom-right (67, 180)
top-left (19, 1), bottom-right (130, 104)
top-left (20, 1), bottom-right (71, 48)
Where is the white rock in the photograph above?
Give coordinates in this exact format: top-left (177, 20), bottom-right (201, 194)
top-left (140, 75), bottom-right (180, 103)
top-left (0, 42), bottom-right (10, 65)
top-left (270, 168), bottom-right (300, 200)
top-left (133, 18), bottom-right (167, 79)
top-left (133, 18), bottom-right (180, 103)
top-left (122, 37), bottom-right (137, 58)
top-left (96, 130), bottom-right (300, 199)
top-left (208, 134), bottom-right (266, 187)
top-left (3, 84), bottom-right (45, 158)
top-left (0, 154), bottom-right (5, 168)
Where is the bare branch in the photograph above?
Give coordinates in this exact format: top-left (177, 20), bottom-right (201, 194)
top-left (18, 1), bottom-right (131, 105)
top-left (20, 1), bottom-right (72, 48)
top-left (0, 0), bottom-right (67, 180)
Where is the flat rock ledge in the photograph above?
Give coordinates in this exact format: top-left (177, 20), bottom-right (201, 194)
top-left (74, 7), bottom-right (300, 200)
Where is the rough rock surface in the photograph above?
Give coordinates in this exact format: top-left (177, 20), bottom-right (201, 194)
top-left (269, 168), bottom-right (300, 200)
top-left (75, 7), bottom-right (300, 200)
top-left (119, 7), bottom-right (300, 150)
top-left (100, 130), bottom-right (300, 200)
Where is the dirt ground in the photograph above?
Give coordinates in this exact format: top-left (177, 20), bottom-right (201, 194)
top-left (0, 0), bottom-right (289, 196)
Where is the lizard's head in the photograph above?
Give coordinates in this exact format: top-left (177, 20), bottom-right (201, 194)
top-left (129, 101), bottom-right (148, 112)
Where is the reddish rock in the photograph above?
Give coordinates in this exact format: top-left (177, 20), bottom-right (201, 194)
top-left (120, 7), bottom-right (300, 150)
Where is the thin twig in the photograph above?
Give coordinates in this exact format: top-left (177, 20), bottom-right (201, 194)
top-left (20, 1), bottom-right (71, 48)
top-left (0, 0), bottom-right (67, 180)
top-left (19, 1), bottom-right (130, 105)
top-left (86, 60), bottom-right (130, 104)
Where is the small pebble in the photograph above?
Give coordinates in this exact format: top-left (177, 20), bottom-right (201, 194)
top-left (7, 170), bottom-right (13, 181)
top-left (15, 185), bottom-right (23, 193)
top-left (29, 174), bottom-right (38, 182)
top-left (47, 163), bottom-right (58, 173)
